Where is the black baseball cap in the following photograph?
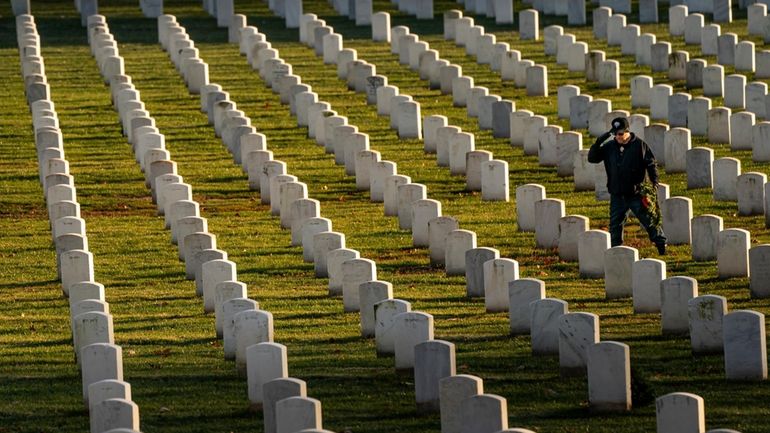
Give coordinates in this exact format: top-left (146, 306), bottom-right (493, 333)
top-left (609, 117), bottom-right (629, 134)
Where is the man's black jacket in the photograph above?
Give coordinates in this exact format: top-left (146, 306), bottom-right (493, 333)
top-left (587, 131), bottom-right (659, 197)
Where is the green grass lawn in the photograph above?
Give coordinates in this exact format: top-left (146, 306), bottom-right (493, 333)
top-left (1, 1), bottom-right (769, 432)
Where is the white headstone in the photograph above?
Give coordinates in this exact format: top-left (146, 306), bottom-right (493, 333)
top-left (724, 74), bottom-right (746, 109)
top-left (692, 214), bottom-right (723, 261)
top-left (748, 245), bottom-right (770, 298)
top-left (516, 184), bottom-right (546, 232)
top-left (736, 172), bottom-right (767, 215)
top-left (558, 312), bottom-right (600, 376)
top-left (632, 258), bottom-right (667, 313)
top-left (655, 392), bottom-right (705, 433)
top-left (604, 246), bottom-right (638, 299)
top-left (459, 393), bottom-right (509, 433)
top-left (519, 9), bottom-right (539, 40)
top-left (341, 258), bottom-right (377, 312)
top-left (263, 378), bottom-right (307, 433)
top-left (558, 215), bottom-right (588, 261)
top-left (531, 298), bottom-right (569, 355)
top-left (587, 341), bottom-right (631, 412)
top-left (222, 298), bottom-right (259, 359)
top-left (81, 343), bottom-right (123, 402)
top-left (723, 310), bottom-right (767, 380)
top-left (525, 65), bottom-right (548, 96)
top-left (689, 294), bottom-right (727, 354)
top-left (685, 147), bottom-right (713, 188)
top-left (358, 280), bottom-right (393, 338)
top-left (439, 374), bottom-right (483, 433)
top-left (234, 309), bottom-right (273, 372)
top-left (535, 198), bottom-right (565, 248)
top-left (483, 258), bottom-right (519, 312)
top-left (372, 12), bottom-right (391, 42)
top-left (374, 298), bottom-right (412, 355)
top-left (661, 276), bottom-right (699, 334)
top-left (507, 278), bottom-right (546, 335)
top-left (480, 160), bottom-right (509, 201)
top-left (414, 340), bottom-right (456, 412)
top-left (717, 228), bottom-right (750, 278)
top-left (465, 247), bottom-right (500, 298)
top-left (709, 107), bottom-right (735, 145)
top-left (393, 311), bottom-right (434, 370)
top-left (89, 398), bottom-right (139, 433)
top-left (663, 196), bottom-right (692, 245)
top-left (578, 230), bottom-right (610, 277)
top-left (385, 174), bottom-right (411, 217)
top-left (246, 342), bottom-right (287, 406)
top-left (275, 397), bottom-right (322, 433)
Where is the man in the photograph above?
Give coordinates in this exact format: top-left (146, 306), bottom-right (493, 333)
top-left (587, 116), bottom-right (667, 255)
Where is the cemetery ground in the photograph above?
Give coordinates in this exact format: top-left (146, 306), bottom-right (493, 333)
top-left (2, 0), bottom-right (770, 432)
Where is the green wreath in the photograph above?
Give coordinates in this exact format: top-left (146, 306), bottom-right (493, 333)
top-left (639, 182), bottom-right (662, 230)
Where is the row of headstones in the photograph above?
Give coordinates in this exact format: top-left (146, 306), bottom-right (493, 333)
top-left (533, 18), bottom-right (770, 225)
top-left (533, 32), bottom-right (770, 296)
top-left (292, 8), bottom-right (768, 300)
top-left (391, 12), bottom-right (743, 240)
top-left (595, 6), bottom-right (770, 89)
top-left (97, 14), bottom-right (340, 433)
top-left (591, 6), bottom-right (770, 138)
top-left (82, 0), bottom-right (164, 18)
top-left (384, 0), bottom-right (514, 24)
top-left (498, 15), bottom-right (770, 220)
top-left (627, 73), bottom-right (770, 140)
top-left (261, 8), bottom-right (708, 413)
top-left (664, 4), bottom-right (770, 67)
top-left (365, 10), bottom-right (611, 199)
top-left (284, 0), bottom-right (764, 390)
top-left (602, 242), bottom-right (767, 369)
top-left (98, 13), bottom-right (302, 431)
top-left (16, 14), bottom-right (141, 433)
top-left (600, 243), bottom-right (769, 381)
top-left (223, 12), bottom-right (647, 422)
top-left (233, 7), bottom-right (619, 419)
top-left (262, 0), bottom-right (760, 420)
top-left (584, 4), bottom-right (770, 108)
top-left (139, 0), bottom-right (163, 18)
top-left (525, 0), bottom-right (727, 26)
top-left (228, 4), bottom-right (760, 422)
top-left (540, 6), bottom-right (770, 133)
top-left (372, 6), bottom-right (770, 279)
top-left (442, 9), bottom-right (761, 155)
top-left (176, 12), bottom-right (537, 431)
top-left (450, 8), bottom-right (770, 184)
top-left (545, 10), bottom-right (770, 225)
top-left (226, 13), bottom-right (510, 348)
top-left (514, 181), bottom-right (770, 344)
top-left (471, 0), bottom-right (707, 31)
top-left (547, 11), bottom-right (770, 125)
top-left (453, 0), bottom-right (517, 23)
top-left (207, 0), bottom-right (305, 29)
top-left (561, 80), bottom-right (770, 212)
top-left (342, 8), bottom-right (770, 381)
top-left (324, 0), bottom-right (375, 24)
